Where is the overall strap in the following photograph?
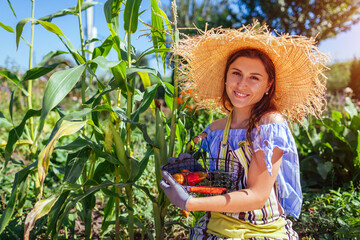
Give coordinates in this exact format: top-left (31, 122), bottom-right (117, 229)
top-left (221, 111), bottom-right (232, 145)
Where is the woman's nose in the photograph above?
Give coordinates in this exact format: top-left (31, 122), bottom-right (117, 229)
top-left (236, 77), bottom-right (247, 87)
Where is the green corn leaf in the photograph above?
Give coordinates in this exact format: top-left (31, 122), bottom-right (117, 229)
top-left (131, 84), bottom-right (158, 122)
top-left (89, 56), bottom-right (121, 69)
top-left (55, 181), bottom-right (129, 235)
top-left (110, 62), bottom-right (128, 93)
top-left (38, 64), bottom-right (86, 138)
top-left (136, 47), bottom-right (170, 63)
top-left (64, 148), bottom-right (92, 183)
top-left (22, 62), bottom-right (66, 81)
top-left (111, 106), bottom-right (155, 147)
top-left (90, 36), bottom-right (113, 73)
top-left (35, 50), bottom-right (67, 68)
top-left (16, 18), bottom-right (66, 49)
top-left (164, 82), bottom-right (174, 111)
top-left (4, 109), bottom-right (41, 162)
top-left (0, 162), bottom-right (36, 234)
top-left (0, 21), bottom-right (15, 33)
top-left (7, 0), bottom-right (17, 18)
top-left (100, 196), bottom-right (115, 237)
top-left (132, 148), bottom-right (153, 182)
top-left (24, 197), bottom-right (59, 240)
top-left (38, 120), bottom-right (87, 196)
top-left (38, 0), bottom-right (99, 22)
top-left (36, 20), bottom-right (65, 37)
top-left (0, 111), bottom-right (12, 128)
top-left (123, 0), bottom-right (142, 33)
top-left (15, 18), bottom-right (32, 49)
top-left (104, 0), bottom-right (122, 36)
top-left (0, 70), bottom-right (28, 96)
top-left (150, 0), bottom-right (166, 67)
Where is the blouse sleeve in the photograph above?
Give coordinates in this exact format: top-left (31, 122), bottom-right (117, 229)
top-left (251, 121), bottom-right (303, 218)
top-left (200, 124), bottom-right (212, 153)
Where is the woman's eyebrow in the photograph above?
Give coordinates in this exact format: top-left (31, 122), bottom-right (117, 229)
top-left (231, 67), bottom-right (264, 77)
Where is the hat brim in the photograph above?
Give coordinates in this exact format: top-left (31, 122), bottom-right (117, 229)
top-left (175, 23), bottom-right (329, 121)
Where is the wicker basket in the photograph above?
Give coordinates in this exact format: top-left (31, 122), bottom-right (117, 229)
top-left (162, 156), bottom-right (243, 196)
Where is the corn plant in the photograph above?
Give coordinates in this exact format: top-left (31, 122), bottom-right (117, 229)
top-left (0, 0), bottom-right (181, 239)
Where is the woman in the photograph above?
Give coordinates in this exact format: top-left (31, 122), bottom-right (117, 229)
top-left (160, 22), bottom-right (329, 239)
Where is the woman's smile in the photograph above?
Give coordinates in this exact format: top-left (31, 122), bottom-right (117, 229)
top-left (225, 57), bottom-right (271, 113)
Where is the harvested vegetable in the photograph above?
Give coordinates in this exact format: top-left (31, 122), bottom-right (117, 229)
top-left (186, 186), bottom-right (227, 195)
top-left (180, 209), bottom-right (190, 218)
top-left (172, 173), bottom-right (185, 185)
top-left (184, 172), bottom-right (207, 186)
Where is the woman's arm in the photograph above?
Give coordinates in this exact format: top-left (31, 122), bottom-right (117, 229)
top-left (186, 146), bottom-right (283, 212)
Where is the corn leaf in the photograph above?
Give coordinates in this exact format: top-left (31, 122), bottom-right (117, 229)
top-left (89, 56), bottom-right (121, 69)
top-left (36, 20), bottom-right (65, 37)
top-left (0, 162), bottom-right (36, 234)
top-left (22, 62), bottom-right (66, 81)
top-left (38, 64), bottom-right (86, 138)
top-left (6, 0), bottom-right (16, 17)
top-left (4, 109), bottom-right (41, 162)
top-left (104, 0), bottom-right (122, 36)
top-left (38, 120), bottom-right (87, 196)
top-left (15, 18), bottom-right (32, 48)
top-left (35, 50), bottom-right (67, 68)
top-left (24, 197), bottom-right (58, 240)
top-left (131, 84), bottom-right (158, 122)
top-left (123, 0), bottom-right (142, 33)
top-left (0, 111), bottom-right (12, 128)
top-left (38, 0), bottom-right (99, 22)
top-left (0, 21), bottom-right (15, 33)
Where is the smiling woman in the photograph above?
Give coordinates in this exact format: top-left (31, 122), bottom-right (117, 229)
top-left (160, 21), bottom-right (329, 239)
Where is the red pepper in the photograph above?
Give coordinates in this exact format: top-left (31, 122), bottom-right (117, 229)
top-left (185, 172), bottom-right (207, 186)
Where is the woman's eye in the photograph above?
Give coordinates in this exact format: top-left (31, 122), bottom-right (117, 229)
top-left (233, 71), bottom-right (241, 76)
top-left (250, 76), bottom-right (259, 80)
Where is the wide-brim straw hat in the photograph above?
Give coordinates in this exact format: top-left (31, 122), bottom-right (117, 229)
top-left (174, 21), bottom-right (330, 121)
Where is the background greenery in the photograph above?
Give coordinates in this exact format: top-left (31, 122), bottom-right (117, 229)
top-left (1, 0), bottom-right (360, 239)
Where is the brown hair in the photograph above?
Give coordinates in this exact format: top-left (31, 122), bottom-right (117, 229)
top-left (221, 48), bottom-right (276, 149)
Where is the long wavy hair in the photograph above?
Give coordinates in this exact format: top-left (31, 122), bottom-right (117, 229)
top-left (221, 48), bottom-right (276, 149)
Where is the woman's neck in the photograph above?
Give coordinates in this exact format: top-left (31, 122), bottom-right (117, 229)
top-left (230, 108), bottom-right (251, 129)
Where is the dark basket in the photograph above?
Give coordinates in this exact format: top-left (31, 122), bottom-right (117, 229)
top-left (162, 157), bottom-right (243, 196)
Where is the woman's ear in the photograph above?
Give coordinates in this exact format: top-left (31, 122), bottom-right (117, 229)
top-left (266, 79), bottom-right (274, 93)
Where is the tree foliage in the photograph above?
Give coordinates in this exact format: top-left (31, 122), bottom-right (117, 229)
top-left (349, 58), bottom-right (360, 99)
top-left (165, 0), bottom-right (360, 43)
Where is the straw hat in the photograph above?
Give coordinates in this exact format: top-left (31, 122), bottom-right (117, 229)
top-left (174, 21), bottom-right (330, 121)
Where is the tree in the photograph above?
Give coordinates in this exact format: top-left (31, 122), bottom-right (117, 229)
top-left (349, 58), bottom-right (360, 99)
top-left (164, 0), bottom-right (360, 43)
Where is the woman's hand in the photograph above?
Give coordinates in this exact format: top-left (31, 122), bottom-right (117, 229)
top-left (160, 170), bottom-right (192, 210)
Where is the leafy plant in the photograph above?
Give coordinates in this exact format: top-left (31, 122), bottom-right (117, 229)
top-left (293, 95), bottom-right (360, 189)
top-left (0, 0), bottom-right (177, 239)
top-left (292, 183), bottom-right (360, 239)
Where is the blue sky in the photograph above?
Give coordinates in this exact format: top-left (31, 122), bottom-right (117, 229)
top-left (0, 0), bottom-right (360, 74)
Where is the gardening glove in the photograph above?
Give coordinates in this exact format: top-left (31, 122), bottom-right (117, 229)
top-left (159, 170), bottom-right (192, 211)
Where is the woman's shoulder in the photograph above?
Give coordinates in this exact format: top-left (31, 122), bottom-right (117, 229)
top-left (259, 111), bottom-right (285, 126)
top-left (208, 117), bottom-right (228, 131)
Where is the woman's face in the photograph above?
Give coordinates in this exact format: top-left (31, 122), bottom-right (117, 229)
top-left (225, 57), bottom-right (272, 112)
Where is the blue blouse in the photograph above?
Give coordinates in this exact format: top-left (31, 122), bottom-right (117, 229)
top-left (201, 120), bottom-right (302, 218)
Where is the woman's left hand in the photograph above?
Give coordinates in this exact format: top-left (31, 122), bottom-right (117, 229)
top-left (159, 170), bottom-right (192, 210)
